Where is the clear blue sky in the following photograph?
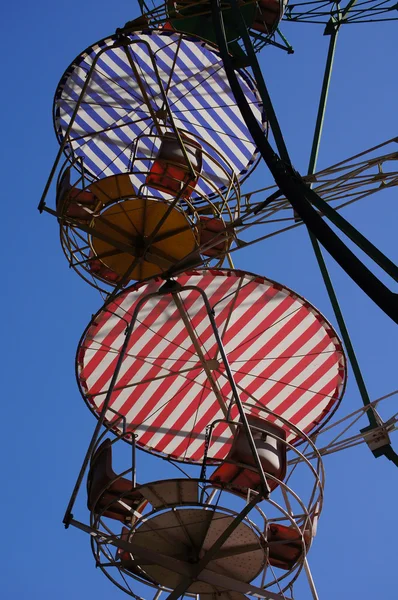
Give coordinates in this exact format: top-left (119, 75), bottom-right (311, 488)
top-left (1, 1), bottom-right (397, 598)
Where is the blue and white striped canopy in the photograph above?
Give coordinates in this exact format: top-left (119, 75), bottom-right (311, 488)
top-left (54, 30), bottom-right (266, 195)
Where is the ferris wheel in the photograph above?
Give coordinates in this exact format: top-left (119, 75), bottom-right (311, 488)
top-left (39, 2), bottom-right (398, 599)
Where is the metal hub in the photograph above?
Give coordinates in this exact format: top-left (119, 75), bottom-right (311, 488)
top-left (130, 507), bottom-right (265, 592)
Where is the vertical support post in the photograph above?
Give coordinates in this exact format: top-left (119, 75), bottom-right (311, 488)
top-left (121, 42), bottom-right (164, 138)
top-left (193, 286), bottom-right (271, 498)
top-left (63, 292), bottom-right (155, 525)
top-left (171, 291), bottom-right (232, 424)
top-left (121, 38), bottom-right (197, 177)
top-left (38, 46), bottom-right (110, 211)
top-left (303, 559), bottom-right (320, 600)
top-left (132, 434), bottom-right (137, 488)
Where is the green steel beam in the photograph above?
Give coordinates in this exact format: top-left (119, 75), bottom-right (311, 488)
top-left (305, 0), bottom-right (376, 423)
top-left (212, 0), bottom-right (398, 322)
top-left (229, 0), bottom-right (398, 285)
top-left (211, 0), bottom-right (398, 463)
top-left (229, 0), bottom-right (291, 164)
top-left (308, 233), bottom-right (378, 428)
top-left (305, 1), bottom-right (398, 462)
top-left (307, 16), bottom-right (340, 175)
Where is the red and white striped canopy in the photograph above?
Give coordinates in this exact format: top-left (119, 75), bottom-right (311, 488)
top-left (77, 270), bottom-right (346, 462)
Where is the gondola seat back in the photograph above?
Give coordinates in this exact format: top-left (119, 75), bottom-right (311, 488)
top-left (87, 439), bottom-right (146, 522)
top-left (199, 216), bottom-right (231, 257)
top-left (210, 416), bottom-right (287, 496)
top-left (56, 168), bottom-right (97, 220)
top-left (146, 132), bottom-right (202, 198)
top-left (267, 523), bottom-right (311, 570)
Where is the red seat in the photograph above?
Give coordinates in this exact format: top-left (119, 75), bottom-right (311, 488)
top-left (146, 132), bottom-right (202, 198)
top-left (252, 0), bottom-right (283, 34)
top-left (56, 169), bottom-right (97, 220)
top-left (88, 252), bottom-right (122, 283)
top-left (199, 216), bottom-right (230, 258)
top-left (210, 416), bottom-right (287, 496)
top-left (267, 523), bottom-right (311, 570)
top-left (64, 188), bottom-right (97, 220)
top-left (87, 439), bottom-right (146, 522)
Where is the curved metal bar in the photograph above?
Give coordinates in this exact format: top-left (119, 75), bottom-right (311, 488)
top-left (39, 44), bottom-right (114, 212)
top-left (89, 478), bottom-right (314, 597)
top-left (63, 288), bottom-right (165, 525)
top-left (170, 282), bottom-right (272, 498)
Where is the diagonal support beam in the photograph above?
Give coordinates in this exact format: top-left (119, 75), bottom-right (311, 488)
top-left (210, 0), bottom-right (398, 324)
top-left (171, 291), bottom-right (231, 423)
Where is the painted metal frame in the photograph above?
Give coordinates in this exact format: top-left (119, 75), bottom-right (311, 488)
top-left (71, 419), bottom-right (323, 598)
top-left (74, 269), bottom-right (347, 459)
top-left (64, 278), bottom-right (324, 600)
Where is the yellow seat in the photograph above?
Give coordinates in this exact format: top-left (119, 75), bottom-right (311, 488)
top-left (90, 197), bottom-right (198, 281)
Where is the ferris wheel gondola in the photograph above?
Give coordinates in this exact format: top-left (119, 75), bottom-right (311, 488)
top-left (39, 2), bottom-right (397, 599)
top-left (76, 269), bottom-right (346, 461)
